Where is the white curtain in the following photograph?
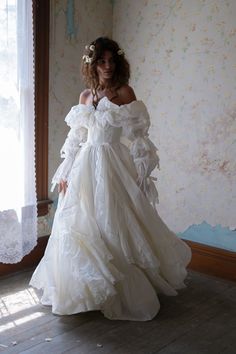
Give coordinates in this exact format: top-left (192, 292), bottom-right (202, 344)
top-left (0, 0), bottom-right (37, 263)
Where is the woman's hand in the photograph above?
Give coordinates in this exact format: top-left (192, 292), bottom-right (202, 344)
top-left (58, 179), bottom-right (68, 194)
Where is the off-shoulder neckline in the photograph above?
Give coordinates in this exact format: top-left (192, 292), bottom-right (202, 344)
top-left (78, 96), bottom-right (143, 110)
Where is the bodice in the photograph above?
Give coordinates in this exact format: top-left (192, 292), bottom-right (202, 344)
top-left (87, 122), bottom-right (122, 146)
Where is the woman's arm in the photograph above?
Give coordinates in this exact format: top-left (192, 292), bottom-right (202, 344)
top-left (51, 97), bottom-right (89, 193)
top-left (121, 99), bottom-right (160, 208)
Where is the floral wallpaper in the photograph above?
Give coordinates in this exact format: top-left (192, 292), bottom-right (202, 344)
top-left (113, 0), bottom-right (236, 250)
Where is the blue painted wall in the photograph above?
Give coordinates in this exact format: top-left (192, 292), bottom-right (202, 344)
top-left (179, 221), bottom-right (236, 252)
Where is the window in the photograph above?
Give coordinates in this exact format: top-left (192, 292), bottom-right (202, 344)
top-left (0, 1), bottom-right (50, 219)
top-left (0, 0), bottom-right (37, 263)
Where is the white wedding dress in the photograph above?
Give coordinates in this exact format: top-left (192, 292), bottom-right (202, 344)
top-left (30, 96), bottom-right (191, 321)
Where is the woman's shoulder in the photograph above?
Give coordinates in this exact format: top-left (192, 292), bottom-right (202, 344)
top-left (79, 89), bottom-right (91, 104)
top-left (117, 84), bottom-right (137, 105)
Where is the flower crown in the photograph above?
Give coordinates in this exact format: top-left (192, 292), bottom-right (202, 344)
top-left (82, 44), bottom-right (124, 64)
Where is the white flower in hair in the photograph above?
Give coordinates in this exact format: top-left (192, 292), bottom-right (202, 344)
top-left (89, 45), bottom-right (95, 51)
top-left (83, 55), bottom-right (92, 64)
top-left (117, 48), bottom-right (124, 55)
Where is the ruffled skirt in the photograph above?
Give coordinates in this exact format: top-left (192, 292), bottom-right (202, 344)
top-left (30, 142), bottom-right (191, 321)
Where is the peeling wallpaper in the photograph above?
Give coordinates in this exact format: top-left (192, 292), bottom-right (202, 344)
top-left (113, 0), bottom-right (236, 249)
top-left (40, 0), bottom-right (236, 250)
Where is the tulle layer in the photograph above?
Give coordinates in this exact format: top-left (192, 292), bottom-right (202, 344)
top-left (30, 142), bottom-right (191, 321)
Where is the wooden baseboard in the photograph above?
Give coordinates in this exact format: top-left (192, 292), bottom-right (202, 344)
top-left (0, 236), bottom-right (49, 277)
top-left (0, 237), bottom-right (236, 282)
top-left (185, 240), bottom-right (236, 282)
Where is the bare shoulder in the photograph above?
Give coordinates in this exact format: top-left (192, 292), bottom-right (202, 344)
top-left (117, 84), bottom-right (137, 104)
top-left (79, 89), bottom-right (91, 104)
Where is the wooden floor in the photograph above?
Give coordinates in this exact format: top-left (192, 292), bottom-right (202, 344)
top-left (0, 270), bottom-right (236, 354)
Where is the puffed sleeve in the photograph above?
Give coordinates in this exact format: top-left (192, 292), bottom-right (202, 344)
top-left (121, 101), bottom-right (160, 208)
top-left (51, 104), bottom-right (93, 192)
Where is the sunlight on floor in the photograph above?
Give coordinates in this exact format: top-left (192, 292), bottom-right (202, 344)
top-left (0, 312), bottom-right (45, 334)
top-left (1, 287), bottom-right (39, 317)
top-left (0, 286), bottom-right (45, 334)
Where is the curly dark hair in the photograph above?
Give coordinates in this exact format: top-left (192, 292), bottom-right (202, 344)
top-left (81, 37), bottom-right (130, 106)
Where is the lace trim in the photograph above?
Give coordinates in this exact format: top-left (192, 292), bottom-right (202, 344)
top-left (0, 206), bottom-right (37, 264)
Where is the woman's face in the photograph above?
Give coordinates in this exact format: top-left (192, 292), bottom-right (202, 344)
top-left (96, 50), bottom-right (116, 83)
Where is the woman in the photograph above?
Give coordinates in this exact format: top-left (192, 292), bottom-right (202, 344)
top-left (30, 37), bottom-right (191, 321)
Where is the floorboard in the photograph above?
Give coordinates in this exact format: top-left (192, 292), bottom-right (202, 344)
top-left (0, 269), bottom-right (236, 354)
